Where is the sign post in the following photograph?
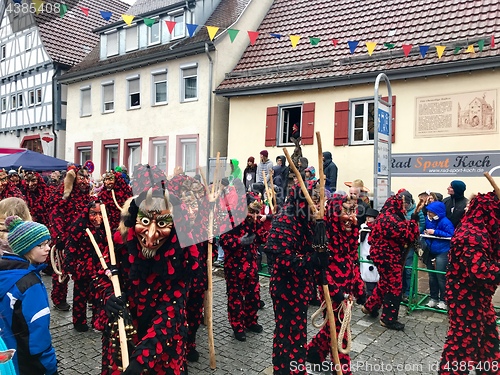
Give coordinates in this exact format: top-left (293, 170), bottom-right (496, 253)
top-left (373, 74), bottom-right (393, 210)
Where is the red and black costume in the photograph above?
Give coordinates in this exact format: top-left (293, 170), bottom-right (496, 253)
top-left (265, 182), bottom-right (318, 375)
top-left (362, 194), bottom-right (419, 330)
top-left (22, 172), bottom-right (50, 225)
top-left (48, 166), bottom-right (91, 309)
top-left (219, 190), bottom-right (266, 341)
top-left (306, 194), bottom-right (365, 373)
top-left (64, 201), bottom-right (105, 331)
top-left (98, 172), bottom-right (132, 231)
top-left (98, 187), bottom-right (199, 375)
top-left (439, 191), bottom-right (500, 374)
top-left (0, 169), bottom-right (25, 201)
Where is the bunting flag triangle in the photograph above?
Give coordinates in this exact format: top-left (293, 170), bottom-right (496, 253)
top-left (466, 44), bottom-right (475, 53)
top-left (454, 46), bottom-right (462, 54)
top-left (13, 0), bottom-right (22, 3)
top-left (419, 45), bottom-right (429, 58)
top-left (384, 43), bottom-right (395, 49)
top-left (206, 26), bottom-right (219, 41)
top-left (100, 11), bottom-right (113, 21)
top-left (144, 18), bottom-right (155, 27)
top-left (347, 41), bottom-right (359, 54)
top-left (122, 14), bottom-right (135, 26)
top-left (332, 39), bottom-right (338, 47)
top-left (165, 21), bottom-right (176, 34)
top-left (59, 3), bottom-right (68, 18)
top-left (402, 44), bottom-right (413, 57)
top-left (270, 33), bottom-right (282, 39)
top-left (186, 24), bottom-right (198, 37)
top-left (290, 35), bottom-right (300, 48)
top-left (478, 39), bottom-right (485, 51)
top-left (247, 31), bottom-right (259, 45)
top-left (309, 37), bottom-right (320, 46)
top-left (80, 6), bottom-right (90, 16)
top-left (227, 29), bottom-right (239, 43)
top-left (435, 45), bottom-right (446, 59)
top-left (491, 35), bottom-right (495, 48)
top-left (366, 41), bottom-right (377, 56)
top-left (32, 0), bottom-right (44, 14)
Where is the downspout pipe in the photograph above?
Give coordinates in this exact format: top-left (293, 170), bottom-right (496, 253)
top-left (51, 64), bottom-right (60, 158)
top-left (205, 42), bottom-right (213, 171)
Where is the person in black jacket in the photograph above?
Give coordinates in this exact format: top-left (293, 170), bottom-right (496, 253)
top-left (322, 151), bottom-right (338, 192)
top-left (442, 180), bottom-right (468, 227)
top-left (243, 156), bottom-right (257, 191)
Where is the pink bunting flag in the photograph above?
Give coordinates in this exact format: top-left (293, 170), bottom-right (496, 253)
top-left (80, 6), bottom-right (89, 16)
top-left (491, 35), bottom-right (495, 48)
top-left (247, 31), bottom-right (259, 45)
top-left (402, 44), bottom-right (413, 57)
top-left (332, 39), bottom-right (338, 47)
top-left (165, 21), bottom-right (176, 34)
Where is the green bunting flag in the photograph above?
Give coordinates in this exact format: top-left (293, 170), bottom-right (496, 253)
top-left (60, 3), bottom-right (68, 18)
top-left (478, 39), bottom-right (485, 51)
top-left (227, 29), bottom-right (240, 43)
top-left (384, 43), bottom-right (395, 49)
top-left (309, 37), bottom-right (320, 46)
top-left (144, 18), bottom-right (155, 27)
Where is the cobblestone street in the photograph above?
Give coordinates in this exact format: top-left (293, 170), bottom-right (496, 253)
top-left (46, 270), bottom-right (460, 375)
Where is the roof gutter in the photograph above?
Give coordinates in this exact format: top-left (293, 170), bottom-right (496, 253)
top-left (58, 42), bottom-right (215, 84)
top-left (215, 55), bottom-right (500, 97)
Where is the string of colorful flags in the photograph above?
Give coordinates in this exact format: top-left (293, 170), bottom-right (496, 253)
top-left (21, 0), bottom-right (497, 58)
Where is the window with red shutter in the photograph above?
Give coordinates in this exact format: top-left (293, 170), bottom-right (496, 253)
top-left (265, 106), bottom-right (278, 147)
top-left (301, 102), bottom-right (315, 145)
top-left (334, 101), bottom-right (349, 146)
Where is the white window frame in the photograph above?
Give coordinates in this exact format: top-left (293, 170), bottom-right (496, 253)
top-left (127, 142), bottom-right (141, 173)
top-left (1, 97), bottom-right (6, 113)
top-left (350, 99), bottom-right (375, 145)
top-left (152, 139), bottom-right (167, 171)
top-left (35, 88), bottom-right (42, 105)
top-left (106, 31), bottom-right (119, 57)
top-left (80, 86), bottom-right (91, 117)
top-left (180, 64), bottom-right (198, 102)
top-left (101, 81), bottom-right (115, 113)
top-left (148, 19), bottom-right (161, 45)
top-left (28, 90), bottom-right (35, 106)
top-left (17, 93), bottom-right (23, 108)
top-left (25, 32), bottom-right (32, 51)
top-left (171, 12), bottom-right (185, 39)
top-left (180, 138), bottom-right (197, 176)
top-left (277, 104), bottom-right (302, 146)
top-left (151, 69), bottom-right (167, 106)
top-left (0, 44), bottom-right (5, 61)
top-left (78, 146), bottom-right (92, 163)
top-left (125, 25), bottom-right (138, 52)
top-left (11, 95), bottom-right (16, 109)
top-left (127, 75), bottom-right (141, 110)
top-left (105, 144), bottom-right (119, 171)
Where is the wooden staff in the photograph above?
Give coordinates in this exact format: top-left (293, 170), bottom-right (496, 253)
top-left (89, 203), bottom-right (129, 370)
top-left (315, 132), bottom-right (342, 375)
top-left (484, 172), bottom-right (500, 199)
top-left (268, 172), bottom-right (278, 210)
top-left (205, 152), bottom-right (220, 369)
top-left (111, 190), bottom-right (123, 212)
top-left (283, 149), bottom-right (317, 216)
top-left (262, 170), bottom-right (275, 214)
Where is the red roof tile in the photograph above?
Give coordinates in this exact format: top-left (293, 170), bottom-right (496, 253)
top-left (216, 0), bottom-right (500, 94)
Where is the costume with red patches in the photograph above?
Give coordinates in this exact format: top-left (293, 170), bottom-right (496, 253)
top-left (22, 172), bottom-right (50, 225)
top-left (64, 202), bottom-right (105, 330)
top-left (0, 169), bottom-right (25, 201)
top-left (439, 191), bottom-right (500, 374)
top-left (98, 172), bottom-right (132, 230)
top-left (265, 182), bottom-right (319, 375)
top-left (362, 194), bottom-right (419, 329)
top-left (306, 194), bottom-right (364, 372)
top-left (98, 187), bottom-right (199, 375)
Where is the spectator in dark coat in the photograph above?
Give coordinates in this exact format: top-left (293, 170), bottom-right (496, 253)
top-left (443, 180), bottom-right (468, 227)
top-left (322, 151), bottom-right (338, 192)
top-left (243, 157), bottom-right (257, 191)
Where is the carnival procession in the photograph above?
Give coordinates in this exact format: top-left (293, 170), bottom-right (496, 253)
top-left (1, 0), bottom-right (500, 374)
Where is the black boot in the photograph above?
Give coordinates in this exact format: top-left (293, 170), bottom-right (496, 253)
top-left (186, 329), bottom-right (199, 361)
top-left (380, 293), bottom-right (405, 331)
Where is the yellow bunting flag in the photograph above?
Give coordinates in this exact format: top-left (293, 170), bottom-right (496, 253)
top-left (290, 35), bottom-right (300, 48)
top-left (122, 14), bottom-right (135, 26)
top-left (466, 44), bottom-right (475, 53)
top-left (365, 41), bottom-right (377, 56)
top-left (206, 26), bottom-right (219, 41)
top-left (435, 45), bottom-right (446, 58)
top-left (32, 0), bottom-right (44, 14)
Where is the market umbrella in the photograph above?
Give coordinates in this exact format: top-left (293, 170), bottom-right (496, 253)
top-left (0, 150), bottom-right (69, 171)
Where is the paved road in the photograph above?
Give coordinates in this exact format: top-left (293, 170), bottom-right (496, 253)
top-left (45, 269), bottom-right (458, 375)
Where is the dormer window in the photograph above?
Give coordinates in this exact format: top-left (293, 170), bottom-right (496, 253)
top-left (172, 12), bottom-right (185, 39)
top-left (106, 31), bottom-right (119, 57)
top-left (148, 20), bottom-right (161, 45)
top-left (25, 32), bottom-right (32, 51)
top-left (125, 25), bottom-right (138, 52)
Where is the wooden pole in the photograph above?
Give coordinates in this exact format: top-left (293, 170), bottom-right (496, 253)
top-left (262, 170), bottom-right (275, 214)
top-left (315, 132), bottom-right (342, 375)
top-left (484, 172), bottom-right (500, 199)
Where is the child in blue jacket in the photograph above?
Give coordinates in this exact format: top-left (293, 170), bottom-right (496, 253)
top-left (0, 216), bottom-right (58, 375)
top-left (423, 201), bottom-right (455, 310)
